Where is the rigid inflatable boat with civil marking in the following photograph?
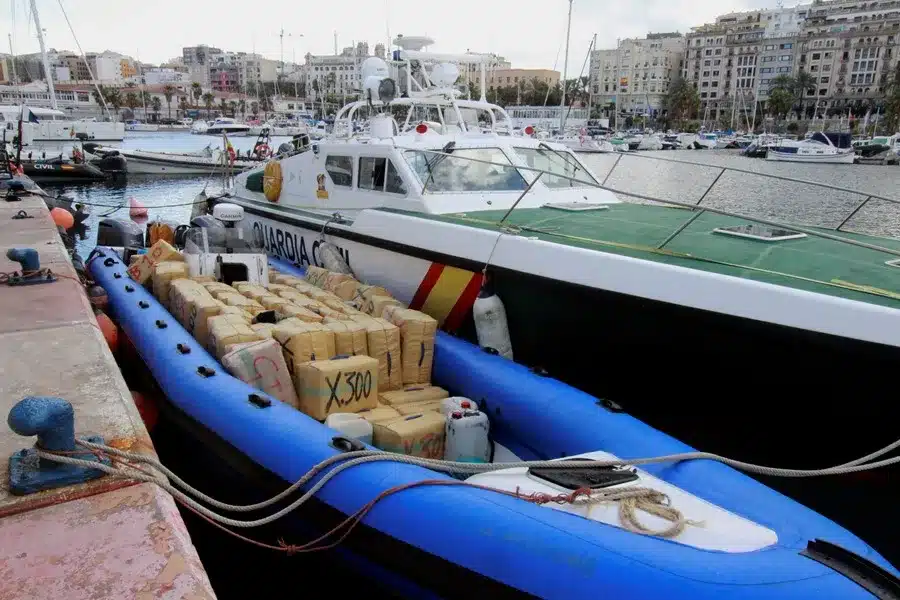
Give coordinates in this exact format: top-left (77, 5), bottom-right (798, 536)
top-left (87, 249), bottom-right (899, 600)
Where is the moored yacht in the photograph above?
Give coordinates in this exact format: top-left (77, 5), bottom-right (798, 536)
top-left (204, 117), bottom-right (250, 136)
top-left (198, 51), bottom-right (900, 549)
top-left (766, 131), bottom-right (856, 164)
top-left (0, 105), bottom-right (125, 142)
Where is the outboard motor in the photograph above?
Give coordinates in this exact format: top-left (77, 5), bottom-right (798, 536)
top-left (96, 217), bottom-right (144, 248)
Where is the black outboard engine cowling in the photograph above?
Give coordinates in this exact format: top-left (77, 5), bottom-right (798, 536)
top-left (96, 218), bottom-right (145, 248)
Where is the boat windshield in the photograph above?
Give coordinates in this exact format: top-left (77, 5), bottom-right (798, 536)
top-left (403, 147), bottom-right (528, 193)
top-left (183, 225), bottom-right (264, 254)
top-left (513, 146), bottom-right (598, 189)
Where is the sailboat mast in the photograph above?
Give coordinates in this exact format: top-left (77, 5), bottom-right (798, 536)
top-left (559, 0), bottom-right (573, 132)
top-left (30, 0), bottom-right (57, 110)
top-left (614, 38), bottom-right (620, 131)
top-left (588, 32), bottom-right (596, 120)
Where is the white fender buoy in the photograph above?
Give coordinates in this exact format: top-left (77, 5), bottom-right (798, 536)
top-left (318, 241), bottom-right (354, 276)
top-left (473, 275), bottom-right (513, 360)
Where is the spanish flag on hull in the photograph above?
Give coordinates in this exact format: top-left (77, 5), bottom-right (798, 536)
top-left (408, 263), bottom-right (484, 332)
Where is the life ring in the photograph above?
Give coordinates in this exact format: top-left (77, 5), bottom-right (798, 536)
top-left (255, 143), bottom-right (271, 158)
top-left (263, 160), bottom-right (282, 202)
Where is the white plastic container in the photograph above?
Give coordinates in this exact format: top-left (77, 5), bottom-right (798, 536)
top-left (439, 397), bottom-right (479, 417)
top-left (444, 410), bottom-right (491, 463)
top-left (473, 278), bottom-right (513, 360)
top-left (325, 413), bottom-right (373, 445)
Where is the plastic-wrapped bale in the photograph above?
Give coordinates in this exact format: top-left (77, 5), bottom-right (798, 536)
top-left (272, 274), bottom-right (304, 286)
top-left (190, 275), bottom-right (217, 283)
top-left (204, 283), bottom-right (240, 300)
top-left (127, 240), bottom-right (184, 284)
top-left (290, 280), bottom-right (321, 296)
top-left (276, 304), bottom-right (324, 323)
top-left (304, 287), bottom-right (346, 308)
top-left (215, 303), bottom-right (253, 323)
top-left (169, 280), bottom-right (222, 345)
top-left (323, 319), bottom-right (368, 356)
top-left (293, 355), bottom-right (379, 420)
top-left (379, 385), bottom-right (449, 406)
top-left (273, 320), bottom-right (336, 371)
top-left (169, 279), bottom-right (210, 326)
top-left (221, 338), bottom-right (298, 408)
top-left (365, 295), bottom-right (404, 317)
top-left (373, 412), bottom-right (445, 458)
top-left (353, 283), bottom-right (392, 306)
top-left (304, 266), bottom-right (329, 288)
top-left (208, 314), bottom-right (266, 359)
top-left (266, 283), bottom-right (295, 294)
top-left (383, 306), bottom-right (438, 385)
top-left (152, 261), bottom-right (189, 309)
top-left (358, 318), bottom-right (402, 391)
top-left (323, 272), bottom-right (359, 301)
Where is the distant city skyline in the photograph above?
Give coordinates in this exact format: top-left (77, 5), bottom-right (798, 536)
top-left (1, 0), bottom-right (785, 70)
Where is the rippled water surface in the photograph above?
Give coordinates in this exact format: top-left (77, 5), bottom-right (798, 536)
top-left (34, 132), bottom-right (900, 255)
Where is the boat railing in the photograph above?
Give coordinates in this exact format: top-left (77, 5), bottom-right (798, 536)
top-left (411, 147), bottom-right (900, 260)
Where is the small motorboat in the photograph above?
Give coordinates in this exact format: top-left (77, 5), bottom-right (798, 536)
top-left (85, 221), bottom-right (899, 599)
top-left (13, 150), bottom-right (106, 184)
top-left (79, 143), bottom-right (127, 175)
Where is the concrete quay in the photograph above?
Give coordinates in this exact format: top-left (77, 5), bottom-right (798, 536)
top-left (0, 194), bottom-right (215, 599)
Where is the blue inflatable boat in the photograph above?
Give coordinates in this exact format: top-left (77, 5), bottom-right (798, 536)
top-left (89, 249), bottom-right (899, 599)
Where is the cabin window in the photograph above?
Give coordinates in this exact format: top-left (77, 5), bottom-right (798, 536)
top-left (358, 157), bottom-right (407, 195)
top-left (325, 155), bottom-right (353, 187)
top-left (403, 148), bottom-right (527, 193)
top-left (513, 147), bottom-right (598, 189)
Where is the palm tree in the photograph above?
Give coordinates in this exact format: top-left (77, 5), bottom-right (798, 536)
top-left (238, 98), bottom-right (246, 120)
top-left (792, 71), bottom-right (817, 119)
top-left (177, 96), bottom-right (189, 118)
top-left (124, 91), bottom-right (139, 118)
top-left (250, 101), bottom-right (259, 117)
top-left (191, 82), bottom-right (203, 107)
top-left (92, 85), bottom-right (108, 118)
top-left (218, 97), bottom-right (228, 117)
top-left (228, 100), bottom-right (237, 118)
top-left (105, 88), bottom-right (122, 120)
top-left (162, 84), bottom-right (176, 120)
top-left (202, 92), bottom-right (215, 119)
top-left (150, 96), bottom-right (162, 121)
top-left (140, 91), bottom-right (153, 120)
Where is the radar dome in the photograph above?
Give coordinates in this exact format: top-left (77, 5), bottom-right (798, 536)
top-left (361, 57), bottom-right (390, 81)
top-left (430, 62), bottom-right (460, 88)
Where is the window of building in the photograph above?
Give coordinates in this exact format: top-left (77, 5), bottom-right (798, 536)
top-left (765, 44), bottom-right (775, 50)
top-left (820, 76), bottom-right (830, 84)
top-left (325, 156), bottom-right (353, 187)
top-left (780, 55), bottom-right (791, 61)
top-left (812, 52), bottom-right (821, 60)
top-left (781, 43), bottom-right (793, 49)
top-left (777, 66), bottom-right (791, 73)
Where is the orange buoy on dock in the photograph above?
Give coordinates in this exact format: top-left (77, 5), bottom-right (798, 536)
top-left (50, 207), bottom-right (74, 230)
top-left (95, 310), bottom-right (118, 353)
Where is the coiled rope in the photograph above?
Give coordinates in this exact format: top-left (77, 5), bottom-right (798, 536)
top-left (33, 434), bottom-right (900, 548)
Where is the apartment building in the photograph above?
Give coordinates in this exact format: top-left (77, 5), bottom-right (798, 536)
top-left (796, 0), bottom-right (900, 116)
top-left (589, 32), bottom-right (685, 117)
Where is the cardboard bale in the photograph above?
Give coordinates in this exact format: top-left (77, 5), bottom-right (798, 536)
top-left (356, 404), bottom-right (401, 424)
top-left (259, 295), bottom-right (291, 310)
top-left (276, 304), bottom-right (324, 323)
top-left (127, 240), bottom-right (184, 284)
top-left (365, 295), bottom-right (403, 317)
top-left (361, 318), bottom-right (402, 391)
top-left (373, 412), bottom-right (446, 458)
top-left (304, 266), bottom-right (329, 288)
top-left (323, 272), bottom-right (359, 300)
top-left (383, 307), bottom-right (438, 385)
top-left (273, 274), bottom-right (304, 286)
top-left (222, 338), bottom-right (298, 408)
top-left (273, 321), bottom-right (336, 369)
top-left (395, 400), bottom-right (444, 416)
top-left (323, 320), bottom-right (368, 357)
top-left (188, 293), bottom-right (224, 344)
top-left (208, 315), bottom-right (265, 358)
top-left (293, 355), bottom-right (378, 420)
top-left (152, 261), bottom-right (189, 308)
top-left (379, 386), bottom-right (449, 406)
top-left (250, 323), bottom-right (277, 338)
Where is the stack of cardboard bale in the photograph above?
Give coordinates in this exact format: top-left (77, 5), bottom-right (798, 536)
top-left (133, 249), bottom-right (449, 459)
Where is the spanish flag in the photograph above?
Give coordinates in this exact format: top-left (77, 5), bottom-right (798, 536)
top-left (409, 263), bottom-right (483, 332)
top-left (223, 133), bottom-right (236, 164)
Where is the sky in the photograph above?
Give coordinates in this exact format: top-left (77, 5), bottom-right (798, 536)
top-left (3, 0), bottom-right (784, 73)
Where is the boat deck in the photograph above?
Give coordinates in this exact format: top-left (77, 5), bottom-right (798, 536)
top-left (0, 195), bottom-right (214, 599)
top-left (425, 202), bottom-right (900, 309)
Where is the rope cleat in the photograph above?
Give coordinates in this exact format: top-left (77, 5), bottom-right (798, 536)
top-left (3, 248), bottom-right (56, 286)
top-left (7, 396), bottom-right (109, 495)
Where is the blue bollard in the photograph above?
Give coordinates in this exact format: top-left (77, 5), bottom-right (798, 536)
top-left (7, 396), bottom-right (109, 495)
